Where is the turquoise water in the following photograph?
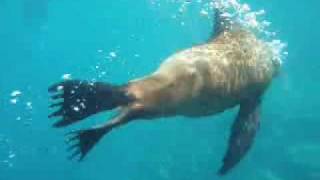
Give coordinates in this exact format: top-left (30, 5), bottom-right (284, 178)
top-left (1, 0), bottom-right (319, 179)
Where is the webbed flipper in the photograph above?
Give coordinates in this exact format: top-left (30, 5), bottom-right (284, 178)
top-left (210, 3), bottom-right (231, 40)
top-left (66, 108), bottom-right (135, 161)
top-left (218, 98), bottom-right (261, 175)
top-left (67, 126), bottom-right (110, 161)
top-left (48, 80), bottom-right (133, 128)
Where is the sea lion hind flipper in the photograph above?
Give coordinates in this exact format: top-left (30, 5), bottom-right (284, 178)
top-left (66, 126), bottom-right (111, 161)
top-left (48, 80), bottom-right (133, 127)
top-left (65, 108), bottom-right (134, 161)
top-left (218, 98), bottom-right (261, 175)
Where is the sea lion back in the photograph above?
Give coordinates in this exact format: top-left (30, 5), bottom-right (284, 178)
top-left (147, 28), bottom-right (280, 117)
top-left (204, 29), bottom-right (281, 99)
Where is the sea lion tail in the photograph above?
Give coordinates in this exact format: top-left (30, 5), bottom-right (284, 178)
top-left (48, 80), bottom-right (134, 127)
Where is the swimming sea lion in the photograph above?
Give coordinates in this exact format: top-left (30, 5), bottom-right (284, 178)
top-left (48, 5), bottom-right (280, 175)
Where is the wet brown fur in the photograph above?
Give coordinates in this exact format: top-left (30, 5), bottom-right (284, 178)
top-left (125, 28), bottom-right (279, 119)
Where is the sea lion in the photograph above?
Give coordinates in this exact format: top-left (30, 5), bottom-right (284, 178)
top-left (48, 5), bottom-right (280, 175)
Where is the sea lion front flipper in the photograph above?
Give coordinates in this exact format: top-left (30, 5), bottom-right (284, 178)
top-left (210, 4), bottom-right (231, 40)
top-left (218, 98), bottom-right (261, 175)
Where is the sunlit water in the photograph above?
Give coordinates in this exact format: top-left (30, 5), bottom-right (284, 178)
top-left (1, 0), bottom-right (319, 179)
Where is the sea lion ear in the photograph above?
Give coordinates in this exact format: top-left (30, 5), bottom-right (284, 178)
top-left (218, 97), bottom-right (261, 175)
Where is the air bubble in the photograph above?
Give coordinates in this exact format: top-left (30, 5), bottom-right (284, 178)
top-left (10, 90), bottom-right (22, 97)
top-left (200, 9), bottom-right (209, 16)
top-left (10, 99), bottom-right (18, 104)
top-left (8, 153), bottom-right (16, 159)
top-left (57, 85), bottom-right (64, 91)
top-left (62, 74), bottom-right (72, 80)
top-left (242, 4), bottom-right (250, 12)
top-left (213, 0), bottom-right (287, 63)
top-left (80, 102), bottom-right (86, 109)
top-left (73, 106), bottom-right (80, 112)
top-left (134, 54), bottom-right (140, 58)
top-left (109, 52), bottom-right (117, 58)
top-left (26, 102), bottom-right (33, 110)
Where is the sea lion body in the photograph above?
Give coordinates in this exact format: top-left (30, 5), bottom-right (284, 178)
top-left (49, 4), bottom-right (282, 176)
top-left (128, 29), bottom-right (279, 118)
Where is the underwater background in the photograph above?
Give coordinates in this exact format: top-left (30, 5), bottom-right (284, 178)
top-left (0, 0), bottom-right (319, 179)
